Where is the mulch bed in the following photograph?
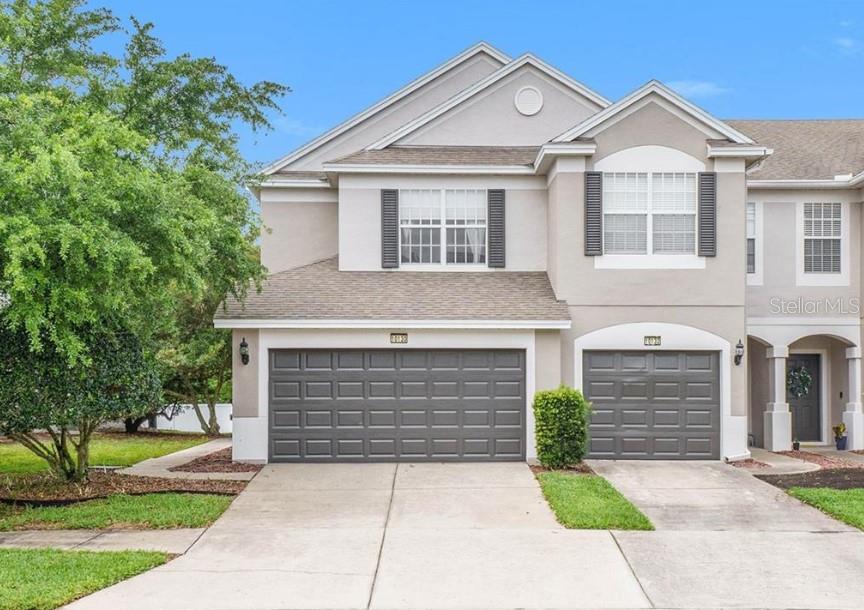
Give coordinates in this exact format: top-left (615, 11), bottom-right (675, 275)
top-left (728, 458), bottom-right (771, 470)
top-left (776, 450), bottom-right (864, 470)
top-left (530, 463), bottom-right (594, 475)
top-left (758, 468), bottom-right (864, 490)
top-left (169, 448), bottom-right (262, 474)
top-left (0, 473), bottom-right (247, 506)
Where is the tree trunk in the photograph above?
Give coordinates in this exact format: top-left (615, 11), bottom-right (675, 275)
top-left (124, 416), bottom-right (148, 433)
top-left (206, 398), bottom-right (221, 437)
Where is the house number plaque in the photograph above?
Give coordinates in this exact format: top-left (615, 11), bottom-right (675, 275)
top-left (643, 336), bottom-right (662, 346)
top-left (390, 333), bottom-right (409, 344)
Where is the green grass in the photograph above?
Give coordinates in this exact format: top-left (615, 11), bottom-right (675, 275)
top-left (537, 472), bottom-right (654, 530)
top-left (0, 433), bottom-right (208, 474)
top-left (0, 547), bottom-right (167, 610)
top-left (0, 493), bottom-right (233, 531)
top-left (788, 487), bottom-right (864, 530)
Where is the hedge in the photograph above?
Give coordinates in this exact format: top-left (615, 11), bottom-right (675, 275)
top-left (533, 386), bottom-right (591, 468)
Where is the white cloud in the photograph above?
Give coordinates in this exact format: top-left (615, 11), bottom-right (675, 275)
top-left (275, 117), bottom-right (324, 137)
top-left (833, 36), bottom-right (861, 53)
top-left (666, 80), bottom-right (731, 99)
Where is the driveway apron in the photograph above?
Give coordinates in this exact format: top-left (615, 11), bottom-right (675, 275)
top-left (65, 462), bottom-right (649, 610)
top-left (590, 460), bottom-right (864, 610)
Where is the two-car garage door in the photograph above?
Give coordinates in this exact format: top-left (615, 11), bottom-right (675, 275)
top-left (268, 349), bottom-right (525, 462)
top-left (582, 351), bottom-right (721, 459)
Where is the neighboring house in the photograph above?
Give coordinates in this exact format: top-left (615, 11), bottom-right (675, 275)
top-left (215, 42), bottom-right (864, 463)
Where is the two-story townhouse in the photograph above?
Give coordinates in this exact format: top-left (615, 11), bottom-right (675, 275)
top-left (216, 42), bottom-right (864, 464)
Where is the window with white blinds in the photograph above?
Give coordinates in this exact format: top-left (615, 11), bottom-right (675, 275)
top-left (746, 202), bottom-right (756, 274)
top-left (399, 189), bottom-right (486, 265)
top-left (803, 202), bottom-right (841, 274)
top-left (603, 172), bottom-right (697, 255)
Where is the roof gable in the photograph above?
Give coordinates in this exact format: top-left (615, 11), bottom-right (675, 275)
top-left (262, 42), bottom-right (510, 175)
top-left (553, 80), bottom-right (754, 145)
top-left (365, 54), bottom-right (610, 151)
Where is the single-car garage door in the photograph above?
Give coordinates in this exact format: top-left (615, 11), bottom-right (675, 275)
top-left (583, 351), bottom-right (720, 459)
top-left (269, 349), bottom-right (525, 461)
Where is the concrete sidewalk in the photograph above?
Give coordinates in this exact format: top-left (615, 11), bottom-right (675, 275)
top-left (0, 528), bottom-right (203, 554)
top-left (119, 438), bottom-right (256, 481)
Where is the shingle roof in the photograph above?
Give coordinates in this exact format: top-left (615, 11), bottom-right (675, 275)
top-left (327, 146), bottom-right (540, 167)
top-left (270, 170), bottom-right (329, 179)
top-left (216, 257), bottom-right (570, 323)
top-left (726, 120), bottom-right (864, 180)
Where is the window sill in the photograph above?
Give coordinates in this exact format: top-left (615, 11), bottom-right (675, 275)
top-left (796, 272), bottom-right (849, 287)
top-left (398, 263), bottom-right (491, 272)
top-left (593, 254), bottom-right (706, 270)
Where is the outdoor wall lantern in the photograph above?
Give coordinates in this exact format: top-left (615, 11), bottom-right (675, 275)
top-left (239, 337), bottom-right (250, 365)
top-left (734, 340), bottom-right (745, 366)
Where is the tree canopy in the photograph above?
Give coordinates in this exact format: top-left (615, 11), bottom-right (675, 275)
top-left (0, 0), bottom-right (286, 364)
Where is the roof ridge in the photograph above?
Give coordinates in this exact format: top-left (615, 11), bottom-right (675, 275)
top-left (727, 118), bottom-right (864, 123)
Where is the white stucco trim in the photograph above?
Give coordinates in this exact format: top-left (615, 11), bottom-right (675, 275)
top-left (795, 200), bottom-right (850, 287)
top-left (789, 347), bottom-right (830, 445)
top-left (243, 328), bottom-right (538, 463)
top-left (707, 144), bottom-right (773, 158)
top-left (366, 53), bottom-right (609, 150)
top-left (593, 145), bottom-right (705, 173)
top-left (594, 254), bottom-right (706, 270)
top-left (746, 200), bottom-right (764, 286)
top-left (259, 178), bottom-right (332, 189)
top-left (747, 179), bottom-right (859, 190)
top-left (747, 319), bottom-right (861, 352)
top-left (552, 80), bottom-right (754, 144)
top-left (260, 42), bottom-right (510, 174)
top-left (215, 319), bottom-right (571, 330)
top-left (572, 322), bottom-right (747, 460)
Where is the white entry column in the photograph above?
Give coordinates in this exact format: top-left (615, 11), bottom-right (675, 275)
top-left (764, 345), bottom-right (791, 451)
top-left (844, 347), bottom-right (864, 450)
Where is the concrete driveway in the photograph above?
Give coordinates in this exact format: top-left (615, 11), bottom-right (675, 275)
top-left (66, 462), bottom-right (649, 610)
top-left (67, 460), bottom-right (864, 610)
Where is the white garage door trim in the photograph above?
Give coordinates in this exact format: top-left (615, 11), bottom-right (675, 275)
top-left (574, 322), bottom-right (748, 461)
top-left (234, 328), bottom-right (537, 463)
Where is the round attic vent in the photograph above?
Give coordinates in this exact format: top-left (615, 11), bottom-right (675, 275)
top-left (514, 86), bottom-right (543, 116)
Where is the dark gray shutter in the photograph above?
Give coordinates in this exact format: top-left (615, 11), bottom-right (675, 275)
top-left (698, 172), bottom-right (717, 257)
top-left (381, 189), bottom-right (399, 268)
top-left (487, 189), bottom-right (505, 268)
top-left (585, 172), bottom-right (603, 256)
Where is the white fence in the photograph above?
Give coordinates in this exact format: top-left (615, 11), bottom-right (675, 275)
top-left (155, 403), bottom-right (233, 434)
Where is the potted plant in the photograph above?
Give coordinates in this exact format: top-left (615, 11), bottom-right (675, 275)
top-left (833, 423), bottom-right (848, 450)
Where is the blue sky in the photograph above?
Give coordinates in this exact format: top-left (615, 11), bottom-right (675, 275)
top-left (97, 0), bottom-right (864, 167)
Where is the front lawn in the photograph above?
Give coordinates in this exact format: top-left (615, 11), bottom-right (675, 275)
top-left (0, 548), bottom-right (166, 610)
top-left (0, 433), bottom-right (208, 475)
top-left (0, 493), bottom-right (233, 531)
top-left (537, 471), bottom-right (654, 530)
top-left (788, 487), bottom-right (864, 530)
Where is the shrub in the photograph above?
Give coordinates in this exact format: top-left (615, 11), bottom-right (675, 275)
top-left (533, 386), bottom-right (592, 468)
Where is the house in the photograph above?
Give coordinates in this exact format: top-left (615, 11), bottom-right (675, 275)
top-left (215, 42), bottom-right (864, 463)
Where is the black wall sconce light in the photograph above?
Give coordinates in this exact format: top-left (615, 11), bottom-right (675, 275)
top-left (734, 339), bottom-right (744, 366)
top-left (239, 337), bottom-right (250, 365)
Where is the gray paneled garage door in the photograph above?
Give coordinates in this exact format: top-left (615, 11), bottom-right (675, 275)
top-left (269, 349), bottom-right (525, 462)
top-left (583, 351), bottom-right (720, 459)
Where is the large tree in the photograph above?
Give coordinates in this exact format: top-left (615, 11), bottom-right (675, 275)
top-left (0, 1), bottom-right (286, 455)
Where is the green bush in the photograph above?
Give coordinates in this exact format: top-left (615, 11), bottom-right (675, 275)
top-left (533, 386), bottom-right (592, 468)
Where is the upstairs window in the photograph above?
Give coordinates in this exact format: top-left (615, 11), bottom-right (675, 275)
top-left (603, 172), bottom-right (697, 255)
top-left (803, 202), bottom-right (841, 274)
top-left (746, 202), bottom-right (756, 274)
top-left (400, 189), bottom-right (486, 265)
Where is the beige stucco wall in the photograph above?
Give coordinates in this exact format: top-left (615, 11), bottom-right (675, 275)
top-left (746, 189), bottom-right (863, 318)
top-left (337, 174), bottom-right (548, 271)
top-left (400, 66), bottom-right (602, 147)
top-left (535, 330), bottom-right (562, 392)
top-left (260, 187), bottom-right (338, 274)
top-left (231, 329), bottom-right (259, 418)
top-left (286, 52), bottom-right (504, 170)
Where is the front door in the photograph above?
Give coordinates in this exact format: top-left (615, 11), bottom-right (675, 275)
top-left (787, 354), bottom-right (821, 442)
